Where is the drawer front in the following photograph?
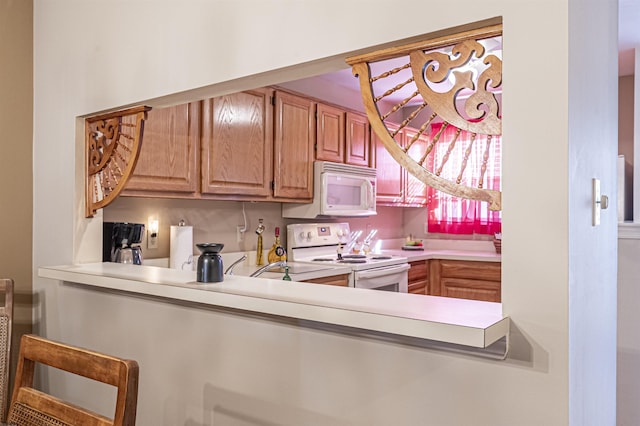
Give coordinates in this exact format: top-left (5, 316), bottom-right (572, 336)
top-left (439, 260), bottom-right (501, 281)
top-left (440, 277), bottom-right (501, 302)
top-left (302, 274), bottom-right (349, 287)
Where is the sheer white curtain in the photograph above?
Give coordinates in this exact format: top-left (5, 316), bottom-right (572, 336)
top-left (426, 123), bottom-right (502, 235)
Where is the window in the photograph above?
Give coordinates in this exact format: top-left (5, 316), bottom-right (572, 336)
top-left (426, 122), bottom-right (502, 235)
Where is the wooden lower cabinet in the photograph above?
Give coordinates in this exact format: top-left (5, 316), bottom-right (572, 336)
top-left (302, 274), bottom-right (349, 287)
top-left (429, 259), bottom-right (501, 302)
top-left (408, 260), bottom-right (428, 295)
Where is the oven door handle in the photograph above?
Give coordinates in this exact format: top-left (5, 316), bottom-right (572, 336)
top-left (356, 263), bottom-right (410, 279)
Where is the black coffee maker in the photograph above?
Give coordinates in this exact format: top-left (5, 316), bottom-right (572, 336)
top-left (103, 222), bottom-right (145, 265)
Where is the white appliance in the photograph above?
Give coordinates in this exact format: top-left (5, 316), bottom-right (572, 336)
top-left (287, 223), bottom-right (409, 292)
top-left (282, 161), bottom-right (377, 219)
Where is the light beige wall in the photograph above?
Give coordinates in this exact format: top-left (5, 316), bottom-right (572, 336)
top-left (103, 197), bottom-right (405, 259)
top-left (33, 1), bottom-right (618, 424)
top-left (565, 0), bottom-right (618, 421)
top-left (0, 0), bottom-right (33, 370)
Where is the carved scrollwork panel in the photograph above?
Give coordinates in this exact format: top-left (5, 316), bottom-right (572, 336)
top-left (85, 106), bottom-right (150, 217)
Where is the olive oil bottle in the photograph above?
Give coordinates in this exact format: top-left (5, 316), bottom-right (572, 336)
top-left (267, 226), bottom-right (287, 263)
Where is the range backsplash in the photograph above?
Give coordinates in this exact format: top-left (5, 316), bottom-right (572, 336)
top-left (103, 197), bottom-right (420, 259)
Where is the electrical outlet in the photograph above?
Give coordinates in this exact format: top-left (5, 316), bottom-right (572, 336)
top-left (148, 232), bottom-right (158, 249)
top-left (148, 219), bottom-right (159, 249)
top-left (237, 226), bottom-right (245, 243)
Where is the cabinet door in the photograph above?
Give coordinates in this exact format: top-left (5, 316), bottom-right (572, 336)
top-left (315, 103), bottom-right (345, 163)
top-left (408, 260), bottom-right (428, 295)
top-left (440, 278), bottom-right (501, 302)
top-left (403, 127), bottom-right (429, 206)
top-left (273, 91), bottom-right (315, 200)
top-left (431, 259), bottom-right (501, 302)
top-left (201, 89), bottom-right (273, 197)
top-left (345, 112), bottom-right (371, 167)
top-left (124, 102), bottom-right (199, 195)
top-left (371, 124), bottom-right (404, 204)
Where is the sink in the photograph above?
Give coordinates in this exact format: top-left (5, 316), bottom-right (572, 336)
top-left (266, 264), bottom-right (331, 275)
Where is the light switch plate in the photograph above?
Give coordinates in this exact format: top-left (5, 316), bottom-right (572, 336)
top-left (593, 178), bottom-right (601, 226)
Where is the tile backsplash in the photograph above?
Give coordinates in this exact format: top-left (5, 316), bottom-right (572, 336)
top-left (104, 196), bottom-right (412, 259)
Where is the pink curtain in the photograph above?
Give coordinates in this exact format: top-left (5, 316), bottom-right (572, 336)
top-left (426, 122), bottom-right (502, 235)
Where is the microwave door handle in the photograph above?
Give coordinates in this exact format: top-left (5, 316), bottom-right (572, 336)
top-left (365, 180), bottom-right (374, 208)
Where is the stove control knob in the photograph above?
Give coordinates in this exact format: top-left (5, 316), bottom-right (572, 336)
top-left (299, 232), bottom-right (306, 240)
top-left (306, 231), bottom-right (313, 240)
top-left (336, 229), bottom-right (344, 237)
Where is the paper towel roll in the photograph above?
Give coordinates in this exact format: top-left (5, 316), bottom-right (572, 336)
top-left (170, 225), bottom-right (193, 270)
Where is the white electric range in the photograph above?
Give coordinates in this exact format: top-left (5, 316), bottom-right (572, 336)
top-left (286, 223), bottom-right (409, 292)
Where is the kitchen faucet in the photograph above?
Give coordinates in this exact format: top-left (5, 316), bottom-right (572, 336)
top-left (224, 254), bottom-right (248, 275)
top-left (249, 260), bottom-right (287, 278)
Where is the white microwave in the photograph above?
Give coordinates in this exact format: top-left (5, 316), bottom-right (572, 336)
top-left (282, 161), bottom-right (377, 219)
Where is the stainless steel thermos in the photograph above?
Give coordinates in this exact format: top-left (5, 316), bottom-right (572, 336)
top-left (196, 243), bottom-right (224, 283)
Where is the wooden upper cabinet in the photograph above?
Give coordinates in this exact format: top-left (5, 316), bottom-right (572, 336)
top-left (201, 88), bottom-right (273, 197)
top-left (371, 123), bottom-right (404, 204)
top-left (273, 91), bottom-right (315, 200)
top-left (403, 127), bottom-right (429, 206)
top-left (124, 102), bottom-right (200, 195)
top-left (345, 112), bottom-right (370, 167)
top-left (315, 103), bottom-right (345, 163)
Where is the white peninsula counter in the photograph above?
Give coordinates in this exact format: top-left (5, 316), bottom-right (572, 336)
top-left (39, 262), bottom-right (509, 353)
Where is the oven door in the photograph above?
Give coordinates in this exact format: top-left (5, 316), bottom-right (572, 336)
top-left (353, 263), bottom-right (410, 292)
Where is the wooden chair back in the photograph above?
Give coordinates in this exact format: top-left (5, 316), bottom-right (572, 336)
top-left (0, 278), bottom-right (13, 423)
top-left (7, 334), bottom-right (139, 426)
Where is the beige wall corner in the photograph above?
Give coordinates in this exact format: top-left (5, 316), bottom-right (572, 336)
top-left (0, 0), bottom-right (34, 388)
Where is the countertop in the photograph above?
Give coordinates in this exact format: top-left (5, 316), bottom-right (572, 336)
top-left (381, 248), bottom-right (501, 262)
top-left (38, 262), bottom-right (509, 350)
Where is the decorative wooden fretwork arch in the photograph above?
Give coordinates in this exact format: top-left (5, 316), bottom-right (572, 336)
top-left (85, 106), bottom-right (151, 217)
top-left (347, 24), bottom-right (503, 210)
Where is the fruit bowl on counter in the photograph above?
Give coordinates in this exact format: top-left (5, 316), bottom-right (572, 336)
top-left (402, 237), bottom-right (424, 251)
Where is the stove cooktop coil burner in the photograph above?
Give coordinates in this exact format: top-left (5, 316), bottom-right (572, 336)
top-left (370, 256), bottom-right (392, 260)
top-left (312, 258), bottom-right (335, 262)
top-left (339, 259), bottom-right (367, 264)
top-left (342, 254), bottom-right (367, 259)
